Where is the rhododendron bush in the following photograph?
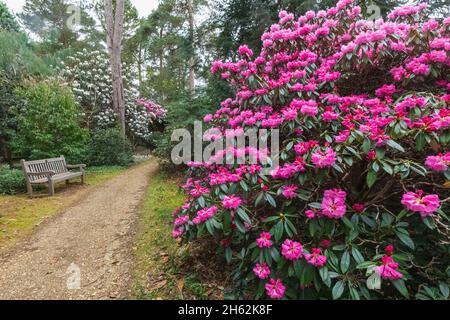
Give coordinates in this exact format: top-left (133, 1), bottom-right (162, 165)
top-left (172, 1), bottom-right (450, 300)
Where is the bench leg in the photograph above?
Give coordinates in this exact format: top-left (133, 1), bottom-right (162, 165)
top-left (66, 180), bottom-right (70, 186)
top-left (48, 180), bottom-right (55, 196)
top-left (81, 174), bottom-right (85, 185)
top-left (26, 182), bottom-right (33, 197)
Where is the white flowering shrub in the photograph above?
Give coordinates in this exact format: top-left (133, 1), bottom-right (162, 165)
top-left (61, 49), bottom-right (165, 143)
top-left (94, 108), bottom-right (116, 129)
top-left (62, 48), bottom-right (113, 126)
top-left (126, 103), bottom-right (153, 142)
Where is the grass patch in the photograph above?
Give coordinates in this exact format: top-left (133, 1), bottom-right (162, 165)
top-left (132, 168), bottom-right (228, 300)
top-left (0, 164), bottom-right (131, 250)
top-left (132, 169), bottom-right (186, 299)
top-left (85, 166), bottom-right (128, 185)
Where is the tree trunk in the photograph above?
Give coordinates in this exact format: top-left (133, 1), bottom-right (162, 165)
top-left (0, 136), bottom-right (7, 163)
top-left (187, 0), bottom-right (195, 96)
top-left (159, 26), bottom-right (166, 102)
top-left (159, 26), bottom-right (164, 74)
top-left (138, 42), bottom-right (143, 94)
top-left (105, 0), bottom-right (126, 136)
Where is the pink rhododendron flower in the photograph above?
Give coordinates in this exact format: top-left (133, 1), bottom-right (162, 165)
top-left (352, 203), bottom-right (365, 213)
top-left (172, 228), bottom-right (183, 238)
top-left (334, 130), bottom-right (350, 143)
top-left (187, 161), bottom-right (206, 168)
top-left (294, 141), bottom-right (311, 155)
top-left (375, 84), bottom-right (396, 97)
top-left (221, 239), bottom-right (231, 248)
top-left (203, 114), bottom-right (213, 122)
top-left (391, 66), bottom-right (407, 81)
top-left (174, 215), bottom-right (189, 227)
top-left (271, 162), bottom-right (305, 179)
top-left (282, 107), bottom-right (298, 121)
top-left (282, 184), bottom-right (298, 199)
top-left (321, 189), bottom-right (347, 219)
top-left (253, 263), bottom-right (271, 279)
top-left (385, 244), bottom-right (394, 256)
top-left (238, 45), bottom-right (253, 57)
top-left (136, 98), bottom-right (167, 119)
top-left (367, 151), bottom-right (377, 160)
top-left (311, 148), bottom-right (337, 168)
top-left (304, 248), bottom-right (327, 267)
top-left (279, 10), bottom-right (294, 25)
top-left (256, 231), bottom-right (273, 248)
top-left (281, 239), bottom-right (303, 260)
top-left (291, 83), bottom-right (303, 92)
top-left (300, 100), bottom-right (319, 116)
top-left (194, 206), bottom-right (218, 224)
top-left (189, 185), bottom-right (210, 198)
top-left (237, 89), bottom-right (253, 100)
top-left (425, 153), bottom-right (450, 172)
top-left (223, 195), bottom-right (242, 209)
top-left (265, 278), bottom-right (285, 299)
top-left (322, 109), bottom-right (339, 122)
top-left (374, 255), bottom-right (403, 280)
top-left (388, 3), bottom-right (427, 20)
top-left (401, 190), bottom-right (440, 217)
top-left (305, 210), bottom-right (316, 219)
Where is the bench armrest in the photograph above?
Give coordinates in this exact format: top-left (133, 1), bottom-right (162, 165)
top-left (27, 171), bottom-right (55, 177)
top-left (66, 164), bottom-right (87, 170)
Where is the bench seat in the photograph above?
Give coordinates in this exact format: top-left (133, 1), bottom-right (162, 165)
top-left (30, 171), bottom-right (84, 184)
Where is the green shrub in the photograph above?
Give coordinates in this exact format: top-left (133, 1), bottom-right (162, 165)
top-left (153, 92), bottom-right (216, 168)
top-left (86, 128), bottom-right (133, 166)
top-left (0, 30), bottom-right (51, 163)
top-left (0, 165), bottom-right (25, 194)
top-left (0, 2), bottom-right (21, 33)
top-left (10, 79), bottom-right (87, 163)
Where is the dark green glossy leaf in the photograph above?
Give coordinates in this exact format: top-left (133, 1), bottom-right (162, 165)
top-left (392, 279), bottom-right (409, 299)
top-left (340, 251), bottom-right (350, 273)
top-left (332, 280), bottom-right (345, 300)
top-left (366, 170), bottom-right (377, 188)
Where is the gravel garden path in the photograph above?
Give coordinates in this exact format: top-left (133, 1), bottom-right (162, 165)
top-left (0, 161), bottom-right (157, 300)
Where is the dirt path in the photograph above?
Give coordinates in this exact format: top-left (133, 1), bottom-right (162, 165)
top-left (0, 161), bottom-right (157, 300)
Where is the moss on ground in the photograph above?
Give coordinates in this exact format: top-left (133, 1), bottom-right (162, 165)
top-left (132, 169), bottom-right (226, 300)
top-left (0, 165), bottom-right (130, 249)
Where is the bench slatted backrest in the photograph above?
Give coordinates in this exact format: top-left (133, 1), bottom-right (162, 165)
top-left (23, 156), bottom-right (68, 182)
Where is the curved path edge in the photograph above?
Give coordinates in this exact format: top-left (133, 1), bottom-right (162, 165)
top-left (0, 161), bottom-right (157, 300)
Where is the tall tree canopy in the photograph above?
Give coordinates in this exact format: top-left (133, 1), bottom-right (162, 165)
top-left (19, 0), bottom-right (100, 55)
top-left (0, 1), bottom-right (21, 32)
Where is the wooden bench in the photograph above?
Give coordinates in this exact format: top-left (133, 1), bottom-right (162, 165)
top-left (21, 156), bottom-right (86, 196)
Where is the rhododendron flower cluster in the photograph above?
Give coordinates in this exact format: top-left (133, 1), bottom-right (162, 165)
top-left (222, 195), bottom-right (242, 209)
top-left (253, 263), bottom-right (271, 279)
top-left (256, 231), bottom-right (273, 248)
top-left (193, 206), bottom-right (218, 224)
top-left (281, 239), bottom-right (303, 260)
top-left (311, 148), bottom-right (337, 168)
top-left (375, 255), bottom-right (403, 280)
top-left (321, 189), bottom-right (347, 219)
top-left (401, 190), bottom-right (440, 217)
top-left (172, 1), bottom-right (449, 300)
top-left (425, 153), bottom-right (450, 172)
top-left (135, 98), bottom-right (167, 121)
top-left (304, 248), bottom-right (327, 267)
top-left (265, 278), bottom-right (286, 299)
top-left (281, 185), bottom-right (298, 199)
